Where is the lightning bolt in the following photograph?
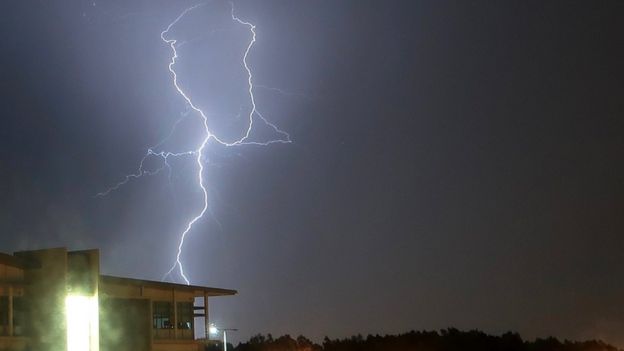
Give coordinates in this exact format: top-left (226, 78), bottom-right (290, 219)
top-left (98, 2), bottom-right (291, 285)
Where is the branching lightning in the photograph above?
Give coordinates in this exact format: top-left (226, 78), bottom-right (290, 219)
top-left (97, 2), bottom-right (291, 285)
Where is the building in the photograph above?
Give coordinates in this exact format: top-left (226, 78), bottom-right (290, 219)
top-left (0, 247), bottom-right (236, 351)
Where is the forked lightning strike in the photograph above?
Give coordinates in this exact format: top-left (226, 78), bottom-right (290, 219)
top-left (97, 2), bottom-right (291, 285)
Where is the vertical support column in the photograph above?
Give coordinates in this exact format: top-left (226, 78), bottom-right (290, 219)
top-left (8, 285), bottom-right (13, 337)
top-left (172, 288), bottom-right (178, 340)
top-left (147, 285), bottom-right (154, 350)
top-left (204, 292), bottom-right (209, 340)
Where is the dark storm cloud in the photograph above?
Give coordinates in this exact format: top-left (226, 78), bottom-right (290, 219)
top-left (1, 0), bottom-right (624, 346)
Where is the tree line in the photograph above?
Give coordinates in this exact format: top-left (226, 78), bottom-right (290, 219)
top-left (207, 329), bottom-right (621, 351)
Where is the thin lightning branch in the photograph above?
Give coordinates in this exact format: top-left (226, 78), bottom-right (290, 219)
top-left (151, 108), bottom-right (192, 151)
top-left (96, 107), bottom-right (194, 198)
top-left (230, 5), bottom-right (292, 145)
top-left (95, 149), bottom-right (195, 197)
top-left (99, 3), bottom-right (291, 285)
top-left (256, 85), bottom-right (310, 100)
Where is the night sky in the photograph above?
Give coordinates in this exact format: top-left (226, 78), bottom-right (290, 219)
top-left (1, 0), bottom-right (624, 346)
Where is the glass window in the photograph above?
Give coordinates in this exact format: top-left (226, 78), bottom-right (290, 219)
top-left (13, 297), bottom-right (25, 336)
top-left (152, 302), bottom-right (173, 329)
top-left (0, 297), bottom-right (7, 336)
top-left (176, 302), bottom-right (193, 330)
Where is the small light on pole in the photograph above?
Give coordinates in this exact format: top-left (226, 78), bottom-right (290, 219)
top-left (209, 324), bottom-right (237, 351)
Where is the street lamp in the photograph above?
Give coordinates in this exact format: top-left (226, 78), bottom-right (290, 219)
top-left (209, 324), bottom-right (238, 351)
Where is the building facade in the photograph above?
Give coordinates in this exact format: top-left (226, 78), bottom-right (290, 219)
top-left (0, 247), bottom-right (236, 351)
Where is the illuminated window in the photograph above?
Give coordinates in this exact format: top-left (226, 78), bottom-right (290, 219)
top-left (153, 302), bottom-right (173, 329)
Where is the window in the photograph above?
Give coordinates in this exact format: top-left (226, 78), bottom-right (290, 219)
top-left (152, 302), bottom-right (173, 329)
top-left (0, 296), bottom-right (25, 336)
top-left (176, 302), bottom-right (193, 330)
top-left (13, 297), bottom-right (25, 336)
top-left (0, 297), bottom-right (7, 336)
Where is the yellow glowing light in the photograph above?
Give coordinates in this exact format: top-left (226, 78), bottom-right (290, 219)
top-left (66, 295), bottom-right (99, 351)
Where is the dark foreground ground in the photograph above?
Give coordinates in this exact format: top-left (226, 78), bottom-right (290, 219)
top-left (207, 329), bottom-right (621, 351)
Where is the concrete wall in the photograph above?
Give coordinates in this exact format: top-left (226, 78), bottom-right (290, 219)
top-left (100, 297), bottom-right (150, 351)
top-left (67, 250), bottom-right (99, 296)
top-left (15, 248), bottom-right (68, 351)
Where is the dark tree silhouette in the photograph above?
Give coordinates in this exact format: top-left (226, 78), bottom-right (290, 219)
top-left (221, 329), bottom-right (621, 351)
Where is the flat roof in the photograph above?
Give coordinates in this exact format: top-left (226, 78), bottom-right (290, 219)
top-left (100, 275), bottom-right (237, 297)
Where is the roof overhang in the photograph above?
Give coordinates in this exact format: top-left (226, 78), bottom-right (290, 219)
top-left (100, 275), bottom-right (237, 297)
